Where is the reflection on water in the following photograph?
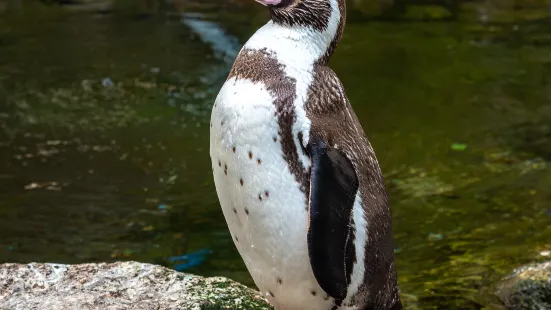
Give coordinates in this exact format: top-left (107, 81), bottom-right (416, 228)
top-left (0, 1), bottom-right (550, 309)
top-left (180, 12), bottom-right (241, 65)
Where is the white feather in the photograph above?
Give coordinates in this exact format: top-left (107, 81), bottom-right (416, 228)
top-left (341, 193), bottom-right (368, 308)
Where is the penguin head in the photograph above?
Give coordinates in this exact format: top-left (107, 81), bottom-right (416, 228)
top-left (255, 0), bottom-right (341, 32)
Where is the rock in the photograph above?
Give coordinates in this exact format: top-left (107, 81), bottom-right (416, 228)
top-left (495, 260), bottom-right (551, 310)
top-left (0, 261), bottom-right (273, 310)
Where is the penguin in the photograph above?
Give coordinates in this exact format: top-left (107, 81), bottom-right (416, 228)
top-left (209, 0), bottom-right (402, 309)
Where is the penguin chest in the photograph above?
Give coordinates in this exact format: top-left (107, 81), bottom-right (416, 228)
top-left (209, 78), bottom-right (334, 309)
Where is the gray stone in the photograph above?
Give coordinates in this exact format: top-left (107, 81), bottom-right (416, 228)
top-left (496, 260), bottom-right (551, 310)
top-left (0, 261), bottom-right (273, 310)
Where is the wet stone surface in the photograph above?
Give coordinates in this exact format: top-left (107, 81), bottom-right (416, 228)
top-left (0, 261), bottom-right (273, 310)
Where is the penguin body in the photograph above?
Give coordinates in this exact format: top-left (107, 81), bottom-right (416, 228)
top-left (209, 0), bottom-right (401, 309)
top-left (210, 50), bottom-right (333, 309)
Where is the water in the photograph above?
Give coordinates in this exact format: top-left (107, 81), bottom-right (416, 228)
top-left (0, 1), bottom-right (550, 309)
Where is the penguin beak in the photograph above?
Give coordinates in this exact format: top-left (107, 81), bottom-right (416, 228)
top-left (255, 0), bottom-right (282, 6)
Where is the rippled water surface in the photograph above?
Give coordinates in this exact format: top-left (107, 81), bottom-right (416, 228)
top-left (1, 1), bottom-right (550, 308)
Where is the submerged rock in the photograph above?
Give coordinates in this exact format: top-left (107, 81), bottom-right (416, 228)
top-left (0, 261), bottom-right (272, 310)
top-left (495, 260), bottom-right (551, 310)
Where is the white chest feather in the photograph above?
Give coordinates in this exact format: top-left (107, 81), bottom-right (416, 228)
top-left (210, 78), bottom-right (334, 309)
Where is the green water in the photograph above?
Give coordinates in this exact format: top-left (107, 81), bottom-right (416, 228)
top-left (0, 1), bottom-right (550, 309)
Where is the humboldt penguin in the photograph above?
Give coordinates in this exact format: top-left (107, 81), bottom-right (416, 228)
top-left (209, 0), bottom-right (402, 309)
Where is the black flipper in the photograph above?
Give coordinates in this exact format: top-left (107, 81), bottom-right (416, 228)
top-left (306, 135), bottom-right (359, 301)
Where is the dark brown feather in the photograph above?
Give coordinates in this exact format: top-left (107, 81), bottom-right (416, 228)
top-left (305, 64), bottom-right (402, 309)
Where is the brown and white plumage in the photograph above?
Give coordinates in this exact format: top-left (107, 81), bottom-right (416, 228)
top-left (209, 0), bottom-right (401, 309)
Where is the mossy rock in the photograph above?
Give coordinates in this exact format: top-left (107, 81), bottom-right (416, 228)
top-left (0, 261), bottom-right (273, 310)
top-left (495, 261), bottom-right (551, 310)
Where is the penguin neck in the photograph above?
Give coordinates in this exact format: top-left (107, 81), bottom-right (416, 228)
top-left (245, 0), bottom-right (345, 66)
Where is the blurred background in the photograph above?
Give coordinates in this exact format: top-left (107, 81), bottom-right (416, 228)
top-left (0, 0), bottom-right (550, 308)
